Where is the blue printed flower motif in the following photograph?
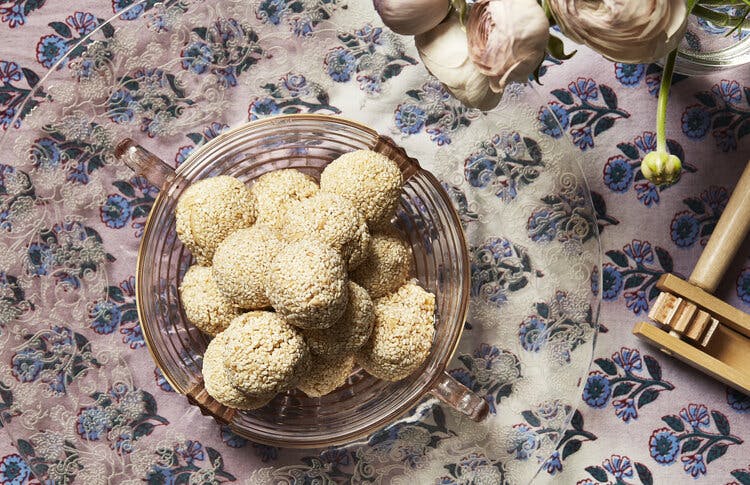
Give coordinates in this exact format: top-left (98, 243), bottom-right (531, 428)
top-left (583, 373), bottom-right (611, 408)
top-left (90, 301), bottom-right (122, 334)
top-left (175, 146), bottom-right (194, 166)
top-left (27, 242), bottom-right (53, 276)
top-left (0, 61), bottom-right (22, 84)
top-left (714, 129), bottom-right (737, 151)
top-left (253, 443), bottom-right (279, 462)
top-left (518, 316), bottom-right (546, 352)
top-left (537, 103), bottom-right (568, 138)
top-left (0, 454), bottom-right (31, 485)
top-left (154, 367), bottom-right (174, 392)
top-left (623, 240), bottom-right (653, 264)
top-left (603, 455), bottom-right (634, 480)
top-left (712, 80), bottom-right (742, 104)
top-left (671, 212), bottom-right (700, 248)
top-left (681, 454), bottom-right (706, 478)
top-left (571, 127), bottom-right (594, 150)
top-left (108, 89), bottom-right (135, 123)
top-left (736, 268), bottom-right (750, 304)
top-left (0, 3), bottom-right (26, 28)
top-left (325, 47), bottom-right (355, 82)
top-left (395, 103), bottom-right (427, 135)
top-left (624, 290), bottom-right (649, 315)
top-left (603, 156), bottom-right (633, 193)
top-left (181, 41), bottom-right (214, 74)
top-left (679, 404), bottom-right (710, 429)
top-left (612, 348), bottom-right (642, 372)
top-left (36, 35), bottom-right (68, 68)
top-left (613, 398), bottom-right (638, 422)
top-left (281, 73), bottom-right (308, 97)
top-left (248, 97), bottom-right (280, 120)
top-left (221, 426), bottom-right (248, 448)
top-left (650, 428), bottom-right (679, 464)
top-left (726, 387), bottom-right (750, 413)
top-left (601, 264), bottom-right (623, 301)
top-left (681, 105), bottom-right (711, 140)
top-left (508, 424), bottom-right (539, 460)
top-left (112, 0), bottom-right (146, 20)
top-left (176, 440), bottom-right (205, 464)
top-left (101, 194), bottom-right (132, 229)
top-left (256, 0), bottom-right (284, 25)
top-left (614, 63), bottom-right (646, 86)
top-left (568, 78), bottom-right (598, 101)
top-left (77, 406), bottom-right (110, 440)
top-left (544, 451), bottom-right (562, 475)
top-left (67, 12), bottom-right (99, 35)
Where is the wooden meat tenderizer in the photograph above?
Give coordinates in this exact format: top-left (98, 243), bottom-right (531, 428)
top-left (633, 161), bottom-right (750, 394)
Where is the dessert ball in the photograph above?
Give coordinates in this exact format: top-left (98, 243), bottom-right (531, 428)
top-left (251, 169), bottom-right (319, 233)
top-left (350, 231), bottom-right (411, 298)
top-left (296, 354), bottom-right (355, 398)
top-left (212, 226), bottom-right (281, 309)
top-left (179, 265), bottom-right (240, 336)
top-left (267, 239), bottom-right (349, 329)
top-left (202, 332), bottom-right (273, 410)
top-left (175, 176), bottom-right (256, 264)
top-left (284, 192), bottom-right (370, 270)
top-left (223, 312), bottom-right (310, 395)
top-left (303, 281), bottom-right (374, 356)
top-left (356, 283), bottom-right (436, 381)
top-left (319, 150), bottom-right (402, 228)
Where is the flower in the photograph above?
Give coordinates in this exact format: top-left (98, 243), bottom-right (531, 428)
top-left (671, 212), bottom-right (699, 248)
top-left (0, 61), bottom-right (22, 84)
top-left (181, 42), bottom-right (214, 74)
top-left (89, 301), bottom-right (122, 334)
top-left (176, 440), bottom-right (204, 464)
top-left (624, 290), bottom-right (649, 315)
top-left (121, 324), bottom-right (144, 349)
top-left (508, 424), bottom-right (539, 460)
top-left (67, 12), bottom-right (99, 36)
top-left (569, 78), bottom-right (598, 101)
top-left (544, 451), bottom-right (562, 475)
top-left (623, 240), bottom-right (653, 264)
top-left (601, 264), bottom-right (622, 301)
top-left (108, 89), bottom-right (135, 123)
top-left (714, 129), bottom-right (737, 152)
top-left (373, 0), bottom-right (450, 35)
top-left (113, 0), bottom-right (145, 20)
top-left (681, 454), bottom-right (706, 478)
top-left (281, 74), bottom-right (309, 97)
top-left (603, 455), bottom-right (634, 479)
top-left (76, 406), bottom-right (111, 440)
top-left (571, 127), bottom-right (593, 150)
top-left (615, 63), bottom-right (645, 86)
top-left (248, 97), bottom-right (280, 120)
top-left (395, 103), bottom-right (427, 135)
top-left (36, 35), bottom-right (68, 68)
top-left (603, 156), bottom-right (634, 193)
top-left (175, 146), bottom-right (194, 166)
top-left (253, 443), bottom-right (279, 462)
top-left (0, 454), bottom-right (31, 485)
top-left (635, 182), bottom-right (659, 207)
top-left (712, 80), bottom-right (741, 104)
top-left (415, 14), bottom-right (501, 110)
top-left (256, 0), bottom-right (285, 25)
top-left (613, 398), bottom-right (638, 422)
top-left (701, 186), bottom-right (728, 214)
top-left (680, 404), bottom-right (710, 429)
top-left (640, 151), bottom-right (681, 186)
top-left (325, 47), bottom-right (356, 83)
top-left (726, 387), bottom-right (750, 413)
top-left (0, 4), bottom-right (26, 28)
top-left (649, 428), bottom-right (679, 464)
top-left (31, 138), bottom-right (62, 169)
top-left (613, 348), bottom-right (642, 372)
top-left (519, 315), bottom-right (547, 352)
top-left (681, 105), bottom-right (711, 140)
top-left (466, 0), bottom-right (549, 94)
top-left (538, 103), bottom-right (568, 138)
top-left (547, 0), bottom-right (688, 63)
top-left (27, 242), bottom-right (54, 276)
top-left (155, 367), bottom-right (174, 392)
top-left (221, 425), bottom-right (248, 448)
top-left (737, 268), bottom-right (750, 304)
top-left (582, 373), bottom-right (611, 408)
top-left (101, 194), bottom-right (132, 229)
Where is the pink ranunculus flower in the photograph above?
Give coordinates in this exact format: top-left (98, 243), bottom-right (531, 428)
top-left (373, 0), bottom-right (451, 35)
top-left (466, 0), bottom-right (550, 94)
top-left (416, 14), bottom-right (503, 110)
top-left (547, 0), bottom-right (688, 63)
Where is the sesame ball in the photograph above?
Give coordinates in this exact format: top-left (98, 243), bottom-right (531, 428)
top-left (283, 193), bottom-right (371, 270)
top-left (303, 282), bottom-right (374, 356)
top-left (320, 150), bottom-right (402, 228)
top-left (212, 226), bottom-right (281, 309)
top-left (175, 176), bottom-right (256, 265)
top-left (251, 169), bottom-right (319, 233)
top-left (356, 283), bottom-right (436, 382)
top-left (296, 354), bottom-right (355, 398)
top-left (202, 332), bottom-right (273, 410)
top-left (267, 239), bottom-right (349, 329)
top-left (350, 231), bottom-right (411, 298)
top-left (223, 312), bottom-right (310, 395)
top-left (179, 265), bottom-right (240, 336)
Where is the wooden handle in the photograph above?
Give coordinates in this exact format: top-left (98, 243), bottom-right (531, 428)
top-left (690, 161), bottom-right (750, 293)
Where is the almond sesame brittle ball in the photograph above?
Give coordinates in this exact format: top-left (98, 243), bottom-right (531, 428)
top-left (356, 282), bottom-right (436, 382)
top-left (202, 332), bottom-right (274, 410)
top-left (284, 192), bottom-right (370, 270)
top-left (296, 353), bottom-right (355, 398)
top-left (223, 311), bottom-right (310, 395)
top-left (212, 225), bottom-right (281, 309)
top-left (350, 231), bottom-right (411, 298)
top-left (267, 239), bottom-right (349, 330)
top-left (251, 169), bottom-right (319, 233)
top-left (303, 281), bottom-right (374, 357)
top-left (175, 175), bottom-right (256, 265)
top-left (179, 265), bottom-right (240, 336)
top-left (319, 150), bottom-right (402, 229)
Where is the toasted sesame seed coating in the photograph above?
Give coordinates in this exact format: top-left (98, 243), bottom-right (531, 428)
top-left (350, 231), bottom-right (411, 298)
top-left (267, 239), bottom-right (349, 329)
top-left (284, 192), bottom-right (371, 270)
top-left (303, 282), bottom-right (374, 356)
top-left (179, 265), bottom-right (240, 336)
top-left (319, 150), bottom-right (402, 229)
top-left (356, 283), bottom-right (436, 381)
top-left (175, 176), bottom-right (256, 265)
top-left (223, 312), bottom-right (310, 395)
top-left (296, 353), bottom-right (355, 397)
top-left (212, 226), bottom-right (282, 309)
top-left (202, 332), bottom-right (274, 410)
top-left (251, 169), bottom-right (319, 233)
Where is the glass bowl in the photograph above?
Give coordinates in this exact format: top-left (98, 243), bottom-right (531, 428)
top-left (676, 6), bottom-right (750, 74)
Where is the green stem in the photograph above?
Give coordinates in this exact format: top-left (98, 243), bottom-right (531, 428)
top-left (693, 5), bottom-right (750, 27)
top-left (656, 49), bottom-right (677, 154)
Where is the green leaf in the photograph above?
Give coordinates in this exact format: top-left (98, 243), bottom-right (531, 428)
top-left (585, 465), bottom-right (608, 482)
top-left (731, 470), bottom-right (750, 485)
top-left (643, 355), bottom-right (662, 381)
top-left (701, 222), bottom-right (716, 237)
top-left (193, 27), bottom-right (207, 40)
top-left (617, 142), bottom-right (640, 160)
top-left (207, 447), bottom-right (223, 469)
top-left (49, 21), bottom-right (72, 38)
top-left (594, 116), bottom-right (615, 136)
top-left (547, 34), bottom-right (576, 60)
top-left (612, 382), bottom-right (635, 397)
top-left (522, 410), bottom-right (541, 428)
top-left (624, 275), bottom-right (646, 289)
top-left (571, 410), bottom-right (583, 431)
top-left (594, 358), bottom-right (618, 376)
top-left (600, 85), bottom-right (618, 110)
top-left (738, 119), bottom-right (750, 140)
top-left (635, 462), bottom-right (653, 485)
top-left (681, 438), bottom-right (701, 453)
top-left (712, 114), bottom-right (734, 130)
top-left (22, 68), bottom-right (40, 88)
top-left (571, 111), bottom-right (591, 125)
top-left (133, 422), bottom-right (155, 439)
top-left (605, 250), bottom-right (629, 268)
top-left (711, 410), bottom-right (730, 435)
top-left (107, 285), bottom-right (125, 302)
top-left (707, 443), bottom-right (729, 464)
top-left (17, 439), bottom-right (35, 457)
top-left (662, 414), bottom-right (685, 432)
top-left (433, 405), bottom-right (446, 430)
top-left (551, 89), bottom-right (574, 105)
top-left (637, 389), bottom-right (659, 407)
top-left (113, 180), bottom-right (136, 198)
top-left (695, 91), bottom-right (716, 107)
top-left (101, 22), bottom-right (115, 38)
top-left (655, 247), bottom-right (673, 273)
top-left (536, 302), bottom-right (550, 319)
top-left (186, 133), bottom-right (203, 145)
top-left (683, 197), bottom-right (706, 215)
top-left (562, 439), bottom-right (581, 459)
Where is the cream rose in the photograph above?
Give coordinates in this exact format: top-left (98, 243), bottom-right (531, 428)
top-left (373, 0), bottom-right (451, 36)
top-left (416, 14), bottom-right (503, 110)
top-left (547, 0), bottom-right (688, 63)
top-left (466, 0), bottom-right (550, 94)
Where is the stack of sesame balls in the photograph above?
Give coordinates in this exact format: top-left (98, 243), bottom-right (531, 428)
top-left (177, 150), bottom-right (437, 410)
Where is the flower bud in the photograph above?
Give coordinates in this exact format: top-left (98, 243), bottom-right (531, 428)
top-left (416, 14), bottom-right (502, 110)
top-left (641, 151), bottom-right (682, 186)
top-left (373, 0), bottom-right (451, 36)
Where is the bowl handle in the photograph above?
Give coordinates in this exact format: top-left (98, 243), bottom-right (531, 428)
top-left (114, 138), bottom-right (178, 189)
top-left (429, 371), bottom-right (489, 422)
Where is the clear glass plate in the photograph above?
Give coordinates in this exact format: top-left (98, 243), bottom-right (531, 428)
top-left (0, 1), bottom-right (600, 483)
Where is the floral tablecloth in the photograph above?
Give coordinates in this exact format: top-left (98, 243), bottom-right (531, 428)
top-left (0, 1), bottom-right (748, 484)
